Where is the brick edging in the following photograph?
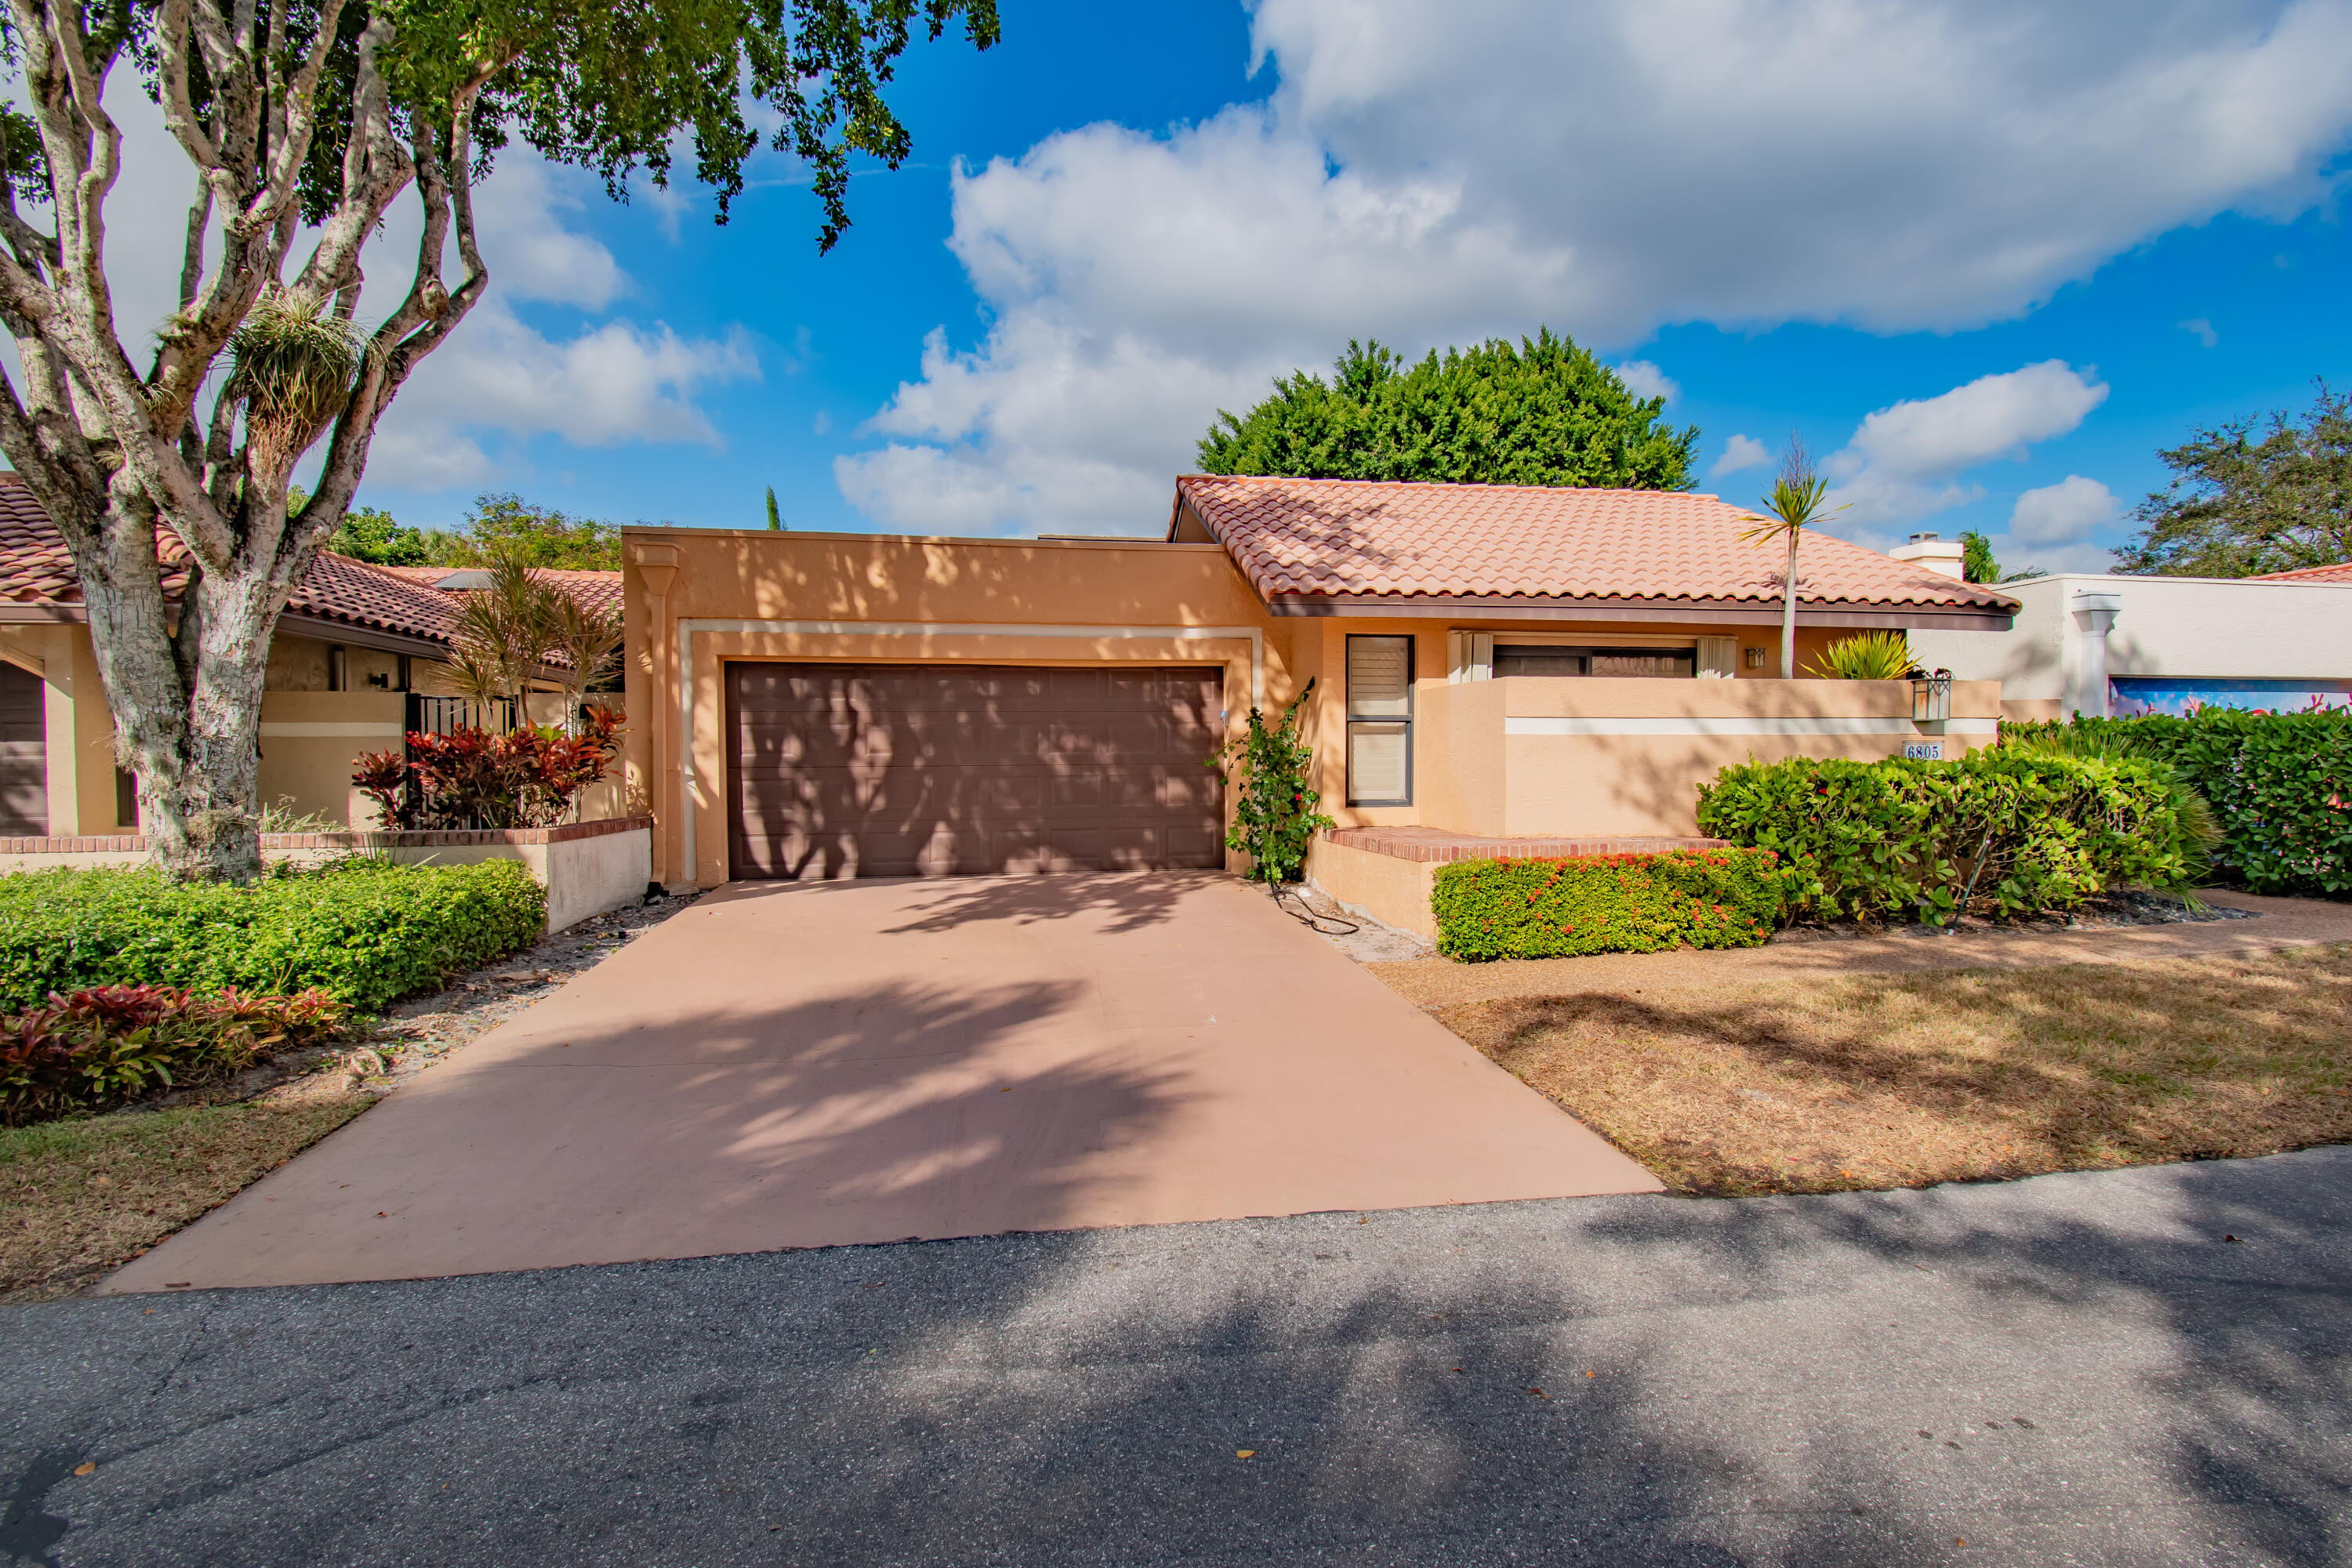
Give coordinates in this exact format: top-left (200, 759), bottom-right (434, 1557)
top-left (1323, 826), bottom-right (1732, 866)
top-left (0, 815), bottom-right (653, 855)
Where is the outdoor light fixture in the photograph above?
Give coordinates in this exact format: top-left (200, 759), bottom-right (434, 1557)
top-left (1744, 647), bottom-right (1765, 669)
top-left (1911, 669), bottom-right (1954, 724)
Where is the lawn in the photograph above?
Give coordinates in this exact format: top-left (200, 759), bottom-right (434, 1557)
top-left (2, 1096), bottom-right (369, 1302)
top-left (1436, 946), bottom-right (2352, 1196)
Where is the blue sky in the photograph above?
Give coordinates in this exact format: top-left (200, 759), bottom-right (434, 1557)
top-left (332, 0), bottom-right (2352, 574)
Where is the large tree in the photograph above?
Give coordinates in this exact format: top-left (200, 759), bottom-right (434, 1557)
top-left (1196, 330), bottom-right (1700, 490)
top-left (0, 0), bottom-right (999, 880)
top-left (2113, 384), bottom-right (2352, 577)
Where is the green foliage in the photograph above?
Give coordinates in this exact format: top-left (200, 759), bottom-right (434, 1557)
top-left (2113, 382), bottom-right (2352, 577)
top-left (420, 493), bottom-right (622, 570)
top-left (1806, 630), bottom-right (1918, 681)
top-left (319, 503), bottom-right (428, 565)
top-left (1432, 851), bottom-right (1790, 963)
top-left (1959, 530), bottom-right (1998, 583)
top-left (766, 486), bottom-right (786, 530)
top-left (1208, 685), bottom-right (1334, 887)
top-left (1197, 331), bottom-right (1699, 490)
top-left (1738, 437), bottom-right (1847, 680)
top-left (1697, 752), bottom-right (2196, 925)
top-left (0, 985), bottom-right (349, 1127)
top-left (0, 860), bottom-right (547, 1014)
top-left (230, 296), bottom-right (367, 442)
top-left (2005, 710), bottom-right (2352, 895)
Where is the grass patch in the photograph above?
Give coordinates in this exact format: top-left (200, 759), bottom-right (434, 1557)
top-left (1439, 946), bottom-right (2352, 1196)
top-left (1, 1098), bottom-right (369, 1301)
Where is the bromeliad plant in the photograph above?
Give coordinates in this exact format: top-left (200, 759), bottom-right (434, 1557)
top-left (1806, 630), bottom-right (1921, 681)
top-left (1208, 682), bottom-right (1334, 890)
top-left (354, 708), bottom-right (623, 831)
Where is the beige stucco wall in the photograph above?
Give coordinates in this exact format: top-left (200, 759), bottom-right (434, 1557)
top-left (256, 691), bottom-right (407, 826)
top-left (1466, 675), bottom-right (2002, 837)
top-left (1304, 836), bottom-right (1440, 938)
top-left (622, 527), bottom-right (1298, 887)
top-left (1308, 619), bottom-right (1853, 832)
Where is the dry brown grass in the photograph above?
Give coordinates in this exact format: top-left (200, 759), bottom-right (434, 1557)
top-left (1439, 946), bottom-right (2352, 1196)
top-left (2, 1096), bottom-right (369, 1301)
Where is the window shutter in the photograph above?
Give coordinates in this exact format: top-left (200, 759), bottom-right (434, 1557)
top-left (1346, 635), bottom-right (1414, 804)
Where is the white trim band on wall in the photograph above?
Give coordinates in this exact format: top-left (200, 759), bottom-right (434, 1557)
top-left (1502, 716), bottom-right (2000, 737)
top-left (256, 722), bottom-right (406, 738)
top-left (670, 619), bottom-right (1266, 882)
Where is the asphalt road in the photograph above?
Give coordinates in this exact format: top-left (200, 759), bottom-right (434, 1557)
top-left (5, 1147), bottom-right (2347, 1567)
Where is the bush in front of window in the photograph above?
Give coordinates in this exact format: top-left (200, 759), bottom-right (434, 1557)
top-left (1431, 850), bottom-right (1790, 962)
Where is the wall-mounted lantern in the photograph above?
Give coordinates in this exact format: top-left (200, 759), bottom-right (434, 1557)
top-left (1911, 668), bottom-right (1953, 724)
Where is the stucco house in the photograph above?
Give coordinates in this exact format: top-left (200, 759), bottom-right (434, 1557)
top-left (1901, 543), bottom-right (2352, 720)
top-left (0, 473), bottom-right (621, 837)
top-left (622, 474), bottom-right (2014, 933)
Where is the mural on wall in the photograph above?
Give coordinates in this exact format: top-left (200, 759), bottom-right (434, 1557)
top-left (2110, 678), bottom-right (2352, 717)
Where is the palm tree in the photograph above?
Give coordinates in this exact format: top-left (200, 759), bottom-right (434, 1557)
top-left (447, 545), bottom-right (562, 727)
top-left (1738, 437), bottom-right (1848, 679)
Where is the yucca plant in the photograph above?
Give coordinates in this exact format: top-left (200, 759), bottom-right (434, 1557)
top-left (1807, 630), bottom-right (1920, 681)
top-left (548, 592), bottom-right (624, 721)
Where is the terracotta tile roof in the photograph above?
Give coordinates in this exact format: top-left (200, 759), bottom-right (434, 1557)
top-left (2250, 561), bottom-right (2352, 584)
top-left (1174, 474), bottom-right (2018, 615)
top-left (0, 473), bottom-right (620, 640)
top-left (379, 564), bottom-right (623, 616)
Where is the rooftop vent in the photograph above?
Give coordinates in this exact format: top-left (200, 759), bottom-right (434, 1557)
top-left (433, 569), bottom-right (495, 591)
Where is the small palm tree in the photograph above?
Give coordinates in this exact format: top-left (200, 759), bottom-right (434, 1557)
top-left (1738, 437), bottom-right (1848, 679)
top-left (448, 545), bottom-right (562, 725)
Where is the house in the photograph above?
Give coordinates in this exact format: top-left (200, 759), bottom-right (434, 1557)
top-left (1902, 550), bottom-right (2352, 720)
top-left (0, 473), bottom-right (622, 837)
top-left (622, 474), bottom-right (2013, 932)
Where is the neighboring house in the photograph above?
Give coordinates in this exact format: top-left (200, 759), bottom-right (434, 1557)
top-left (623, 474), bottom-right (2013, 929)
top-left (0, 473), bottom-right (621, 836)
top-left (1906, 556), bottom-right (2352, 720)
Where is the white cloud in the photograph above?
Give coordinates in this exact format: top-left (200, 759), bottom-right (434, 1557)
top-left (1710, 434), bottom-right (1771, 477)
top-left (1823, 361), bottom-right (2109, 528)
top-left (365, 307), bottom-right (758, 488)
top-left (2009, 475), bottom-right (2120, 545)
top-left (842, 0), bottom-right (2352, 534)
top-left (1613, 360), bottom-right (1678, 404)
top-left (2179, 317), bottom-right (2220, 347)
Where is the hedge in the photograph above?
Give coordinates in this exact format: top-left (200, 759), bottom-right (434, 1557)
top-left (0, 858), bottom-right (547, 1014)
top-left (1695, 750), bottom-right (2195, 924)
top-left (1432, 849), bottom-right (1790, 962)
top-left (2005, 710), bottom-right (2352, 896)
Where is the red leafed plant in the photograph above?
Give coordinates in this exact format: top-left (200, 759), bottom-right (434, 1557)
top-left (0, 984), bottom-right (350, 1126)
top-left (354, 706), bottom-right (622, 831)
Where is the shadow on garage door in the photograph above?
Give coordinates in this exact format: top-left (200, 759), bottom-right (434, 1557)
top-left (727, 661), bottom-right (1229, 880)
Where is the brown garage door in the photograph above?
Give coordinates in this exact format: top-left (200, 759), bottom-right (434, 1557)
top-left (0, 662), bottom-right (44, 836)
top-left (728, 662), bottom-right (1226, 879)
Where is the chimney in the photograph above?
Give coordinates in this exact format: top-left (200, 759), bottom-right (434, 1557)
top-left (1889, 532), bottom-right (1965, 579)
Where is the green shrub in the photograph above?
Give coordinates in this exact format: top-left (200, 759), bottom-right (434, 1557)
top-left (0, 858), bottom-right (547, 1014)
top-left (1696, 750), bottom-right (2195, 924)
top-left (1432, 850), bottom-right (1791, 962)
top-left (2004, 710), bottom-right (2352, 896)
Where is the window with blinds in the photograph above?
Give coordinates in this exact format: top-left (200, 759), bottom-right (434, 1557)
top-left (1346, 635), bottom-right (1414, 805)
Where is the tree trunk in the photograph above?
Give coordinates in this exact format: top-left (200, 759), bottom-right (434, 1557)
top-left (74, 499), bottom-right (285, 883)
top-left (1780, 532), bottom-right (1800, 678)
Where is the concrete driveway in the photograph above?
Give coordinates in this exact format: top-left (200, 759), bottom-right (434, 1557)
top-left (104, 873), bottom-right (1656, 1292)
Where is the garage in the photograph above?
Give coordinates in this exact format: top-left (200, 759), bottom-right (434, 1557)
top-left (727, 662), bottom-right (1227, 880)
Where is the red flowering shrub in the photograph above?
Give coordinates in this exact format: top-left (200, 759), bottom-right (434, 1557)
top-left (354, 706), bottom-right (622, 830)
top-left (1431, 850), bottom-right (1791, 962)
top-left (0, 983), bottom-right (350, 1125)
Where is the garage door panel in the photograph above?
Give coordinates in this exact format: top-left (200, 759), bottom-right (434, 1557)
top-left (728, 662), bottom-right (1225, 880)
